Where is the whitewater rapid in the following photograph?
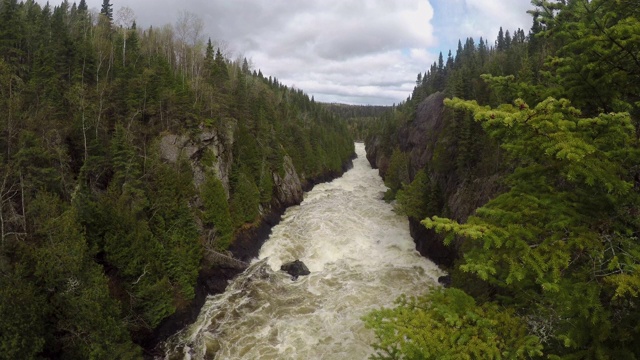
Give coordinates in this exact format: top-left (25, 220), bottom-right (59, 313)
top-left (161, 142), bottom-right (442, 359)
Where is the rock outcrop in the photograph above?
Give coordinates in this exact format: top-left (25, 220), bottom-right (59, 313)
top-left (273, 155), bottom-right (304, 208)
top-left (159, 124), bottom-right (234, 196)
top-left (366, 93), bottom-right (448, 180)
top-left (159, 126), bottom-right (304, 211)
top-left (366, 92), bottom-right (504, 268)
top-left (280, 260), bottom-right (310, 280)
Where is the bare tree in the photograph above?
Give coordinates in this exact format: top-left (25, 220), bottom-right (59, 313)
top-left (174, 10), bottom-right (206, 105)
top-left (116, 6), bottom-right (135, 67)
top-left (93, 13), bottom-right (114, 138)
top-left (175, 10), bottom-right (204, 79)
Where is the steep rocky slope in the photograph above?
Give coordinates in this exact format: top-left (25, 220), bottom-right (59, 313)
top-left (146, 126), bottom-right (354, 350)
top-left (366, 92), bottom-right (505, 267)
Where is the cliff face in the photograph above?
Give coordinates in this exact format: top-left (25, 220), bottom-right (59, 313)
top-left (147, 127), bottom-right (353, 351)
top-left (365, 93), bottom-right (448, 181)
top-left (159, 124), bottom-right (235, 196)
top-left (158, 125), bottom-right (304, 210)
top-left (157, 125), bottom-right (315, 263)
top-left (366, 92), bottom-right (504, 268)
top-left (273, 155), bottom-right (304, 208)
top-left (363, 93), bottom-right (453, 266)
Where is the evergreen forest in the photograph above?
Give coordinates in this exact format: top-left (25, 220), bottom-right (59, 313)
top-left (365, 0), bottom-right (640, 358)
top-left (321, 103), bottom-right (389, 141)
top-left (3, 0), bottom-right (640, 358)
top-left (0, 0), bottom-right (353, 357)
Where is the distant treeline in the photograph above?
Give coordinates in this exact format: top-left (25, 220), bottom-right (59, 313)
top-left (322, 103), bottom-right (389, 119)
top-left (322, 103), bottom-right (389, 141)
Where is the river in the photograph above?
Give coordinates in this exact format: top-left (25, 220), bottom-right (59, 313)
top-left (160, 143), bottom-right (442, 359)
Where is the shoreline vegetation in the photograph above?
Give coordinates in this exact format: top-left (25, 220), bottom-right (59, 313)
top-left (0, 0), bottom-right (353, 357)
top-left (364, 0), bottom-right (640, 358)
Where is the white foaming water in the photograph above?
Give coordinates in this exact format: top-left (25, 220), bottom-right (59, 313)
top-left (161, 143), bottom-right (443, 360)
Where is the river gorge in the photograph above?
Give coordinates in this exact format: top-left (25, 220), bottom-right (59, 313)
top-left (160, 143), bottom-right (443, 359)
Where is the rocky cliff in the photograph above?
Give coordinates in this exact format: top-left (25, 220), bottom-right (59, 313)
top-left (146, 126), bottom-right (353, 352)
top-left (366, 92), bottom-right (505, 268)
top-left (158, 123), bottom-right (305, 211)
top-left (159, 124), bottom-right (235, 195)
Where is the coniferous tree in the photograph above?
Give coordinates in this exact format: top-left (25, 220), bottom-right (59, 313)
top-left (365, 1), bottom-right (640, 357)
top-left (230, 170), bottom-right (260, 227)
top-left (212, 48), bottom-right (229, 84)
top-left (201, 174), bottom-right (233, 250)
top-left (0, 1), bottom-right (354, 354)
top-left (100, 0), bottom-right (112, 21)
top-left (496, 26), bottom-right (505, 50)
top-left (204, 38), bottom-right (214, 69)
top-left (383, 148), bottom-right (410, 200)
top-left (364, 288), bottom-right (542, 360)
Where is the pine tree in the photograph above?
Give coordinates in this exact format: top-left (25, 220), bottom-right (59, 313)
top-left (212, 47), bottom-right (229, 84)
top-left (446, 50), bottom-right (454, 69)
top-left (28, 192), bottom-right (141, 357)
top-left (504, 29), bottom-right (512, 49)
top-left (364, 288), bottom-right (542, 360)
top-left (533, 0), bottom-right (640, 117)
top-left (241, 57), bottom-right (250, 74)
top-left (477, 36), bottom-right (487, 66)
top-left (259, 165), bottom-right (274, 206)
top-left (383, 148), bottom-right (410, 200)
top-left (100, 0), bottom-right (112, 21)
top-left (230, 170), bottom-right (260, 227)
top-left (0, 267), bottom-right (47, 358)
top-left (425, 95), bottom-right (638, 357)
top-left (204, 38), bottom-right (214, 69)
top-left (201, 174), bottom-right (233, 250)
top-left (454, 39), bottom-right (463, 66)
top-left (496, 27), bottom-right (505, 51)
top-left (395, 169), bottom-right (431, 220)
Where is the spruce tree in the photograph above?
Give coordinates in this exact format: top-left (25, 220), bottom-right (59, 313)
top-left (212, 47), bottom-right (229, 84)
top-left (496, 26), bottom-right (505, 50)
top-left (364, 288), bottom-right (542, 359)
top-left (424, 94), bottom-right (638, 357)
top-left (201, 174), bottom-right (233, 250)
top-left (100, 0), bottom-right (112, 21)
top-left (383, 148), bottom-right (410, 200)
top-left (204, 38), bottom-right (214, 68)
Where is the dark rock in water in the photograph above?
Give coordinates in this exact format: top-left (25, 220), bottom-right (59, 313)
top-left (438, 275), bottom-right (452, 287)
top-left (280, 259), bottom-right (310, 280)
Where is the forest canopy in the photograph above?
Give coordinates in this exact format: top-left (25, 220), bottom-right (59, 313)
top-left (0, 0), bottom-right (353, 356)
top-left (366, 0), bottom-right (640, 358)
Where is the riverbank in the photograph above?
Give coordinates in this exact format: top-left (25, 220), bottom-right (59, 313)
top-left (156, 143), bottom-right (442, 358)
top-left (142, 156), bottom-right (355, 356)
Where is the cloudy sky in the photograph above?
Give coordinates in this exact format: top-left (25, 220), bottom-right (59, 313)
top-left (80, 0), bottom-right (534, 105)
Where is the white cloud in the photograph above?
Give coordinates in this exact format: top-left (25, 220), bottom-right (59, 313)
top-left (431, 0), bottom-right (533, 49)
top-left (76, 0), bottom-right (532, 105)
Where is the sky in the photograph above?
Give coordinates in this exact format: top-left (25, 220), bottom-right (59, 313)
top-left (79, 0), bottom-right (534, 105)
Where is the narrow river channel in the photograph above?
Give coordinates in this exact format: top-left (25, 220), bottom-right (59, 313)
top-left (160, 142), bottom-right (442, 359)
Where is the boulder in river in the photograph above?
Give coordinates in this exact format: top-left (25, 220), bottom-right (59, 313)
top-left (280, 260), bottom-right (310, 280)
